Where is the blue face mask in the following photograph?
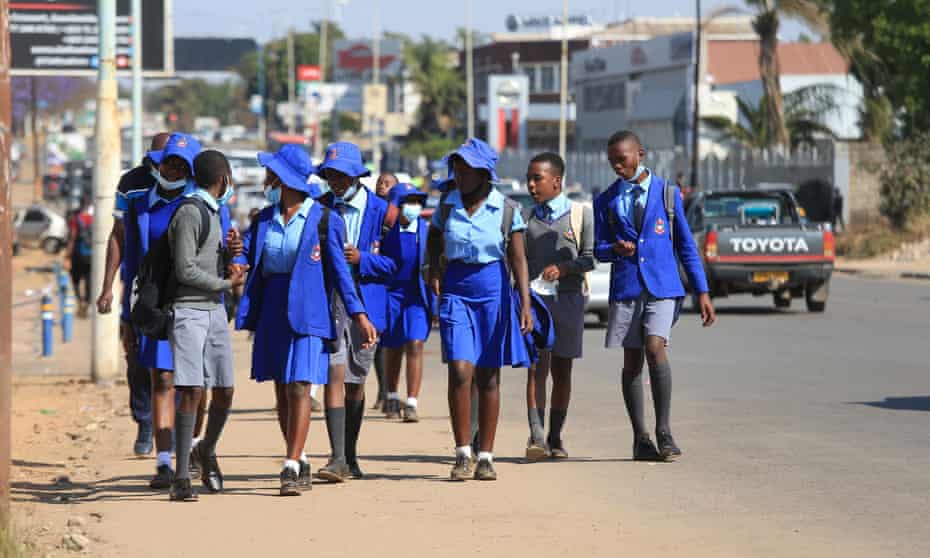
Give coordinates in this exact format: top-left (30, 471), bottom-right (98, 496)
top-left (265, 186), bottom-right (281, 206)
top-left (401, 203), bottom-right (421, 222)
top-left (335, 184), bottom-right (358, 204)
top-left (153, 168), bottom-right (187, 191)
top-left (217, 181), bottom-right (234, 206)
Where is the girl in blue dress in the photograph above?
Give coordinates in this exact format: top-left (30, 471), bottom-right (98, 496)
top-left (362, 183), bottom-right (433, 422)
top-left (234, 145), bottom-right (377, 496)
top-left (427, 138), bottom-right (533, 481)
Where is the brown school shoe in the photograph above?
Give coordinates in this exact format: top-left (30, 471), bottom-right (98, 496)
top-left (280, 467), bottom-right (300, 497)
top-left (525, 439), bottom-right (548, 463)
top-left (450, 454), bottom-right (473, 481)
top-left (548, 442), bottom-right (569, 460)
top-left (402, 405), bottom-right (419, 423)
top-left (316, 458), bottom-right (351, 483)
top-left (474, 458), bottom-right (497, 481)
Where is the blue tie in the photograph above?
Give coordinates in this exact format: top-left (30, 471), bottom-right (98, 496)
top-left (632, 186), bottom-right (645, 232)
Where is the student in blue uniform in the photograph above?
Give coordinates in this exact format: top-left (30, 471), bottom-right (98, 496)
top-left (371, 171), bottom-right (399, 412)
top-left (235, 145), bottom-right (377, 496)
top-left (123, 132), bottom-right (202, 489)
top-left (315, 142), bottom-right (388, 482)
top-left (593, 130), bottom-right (716, 462)
top-left (427, 138), bottom-right (533, 482)
top-left (361, 183), bottom-right (432, 422)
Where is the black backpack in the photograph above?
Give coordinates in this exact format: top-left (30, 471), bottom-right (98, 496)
top-left (130, 198), bottom-right (212, 340)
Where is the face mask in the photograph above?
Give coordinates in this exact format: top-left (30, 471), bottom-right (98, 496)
top-left (401, 203), bottom-right (421, 222)
top-left (335, 184), bottom-right (358, 203)
top-left (630, 165), bottom-right (646, 183)
top-left (155, 170), bottom-right (187, 191)
top-left (265, 186), bottom-right (281, 206)
top-left (317, 181), bottom-right (330, 195)
top-left (217, 180), bottom-right (234, 206)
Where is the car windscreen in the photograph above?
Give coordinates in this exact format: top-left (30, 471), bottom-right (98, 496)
top-left (701, 194), bottom-right (794, 227)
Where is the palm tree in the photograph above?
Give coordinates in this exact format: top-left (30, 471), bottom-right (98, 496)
top-left (403, 37), bottom-right (465, 138)
top-left (745, 0), bottom-right (828, 149)
top-left (702, 85), bottom-right (839, 150)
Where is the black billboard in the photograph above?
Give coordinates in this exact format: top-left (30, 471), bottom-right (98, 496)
top-left (10, 0), bottom-right (171, 75)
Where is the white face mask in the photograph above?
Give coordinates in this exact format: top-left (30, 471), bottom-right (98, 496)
top-left (153, 168), bottom-right (187, 191)
top-left (401, 203), bottom-right (421, 222)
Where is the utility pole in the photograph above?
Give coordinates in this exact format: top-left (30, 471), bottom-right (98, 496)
top-left (0, 0), bottom-right (13, 528)
top-left (371, 4), bottom-right (381, 173)
top-left (558, 0), bottom-right (569, 160)
top-left (287, 27), bottom-right (296, 135)
top-left (257, 42), bottom-right (266, 149)
top-left (30, 76), bottom-right (40, 202)
top-left (92, 0), bottom-right (121, 383)
top-left (316, 2), bottom-right (330, 159)
top-left (690, 0), bottom-right (702, 189)
top-left (131, 0), bottom-right (143, 164)
top-left (465, 0), bottom-right (475, 139)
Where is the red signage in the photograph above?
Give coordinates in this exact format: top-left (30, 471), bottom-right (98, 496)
top-left (297, 64), bottom-right (322, 82)
top-left (337, 44), bottom-right (396, 73)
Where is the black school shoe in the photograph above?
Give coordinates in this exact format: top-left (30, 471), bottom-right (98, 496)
top-left (133, 423), bottom-right (153, 456)
top-left (632, 435), bottom-right (666, 462)
top-left (169, 478), bottom-right (198, 502)
top-left (280, 467), bottom-right (300, 497)
top-left (316, 458), bottom-right (351, 482)
top-left (384, 399), bottom-right (401, 419)
top-left (201, 454), bottom-right (224, 493)
top-left (298, 461), bottom-right (312, 490)
top-left (149, 465), bottom-right (175, 489)
top-left (656, 431), bottom-right (682, 461)
top-left (347, 460), bottom-right (365, 479)
top-left (188, 443), bottom-right (203, 481)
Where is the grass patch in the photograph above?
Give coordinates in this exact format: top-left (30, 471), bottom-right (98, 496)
top-left (836, 218), bottom-right (930, 259)
top-left (0, 526), bottom-right (33, 558)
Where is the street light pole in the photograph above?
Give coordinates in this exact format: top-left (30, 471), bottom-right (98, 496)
top-left (287, 27), bottom-right (296, 135)
top-left (0, 0), bottom-right (13, 528)
top-left (558, 0), bottom-right (569, 160)
top-left (690, 0), bottom-right (702, 189)
top-left (131, 0), bottom-right (143, 164)
top-left (372, 4), bottom-right (382, 173)
top-left (92, 0), bottom-right (121, 383)
top-left (465, 0), bottom-right (475, 139)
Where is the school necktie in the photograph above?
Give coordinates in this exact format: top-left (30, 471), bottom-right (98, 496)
top-left (537, 204), bottom-right (553, 224)
top-left (632, 186), bottom-right (645, 233)
top-left (335, 200), bottom-right (347, 216)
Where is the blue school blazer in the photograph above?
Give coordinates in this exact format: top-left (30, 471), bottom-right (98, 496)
top-left (593, 176), bottom-right (708, 301)
top-left (121, 190), bottom-right (231, 321)
top-left (357, 217), bottom-right (437, 319)
top-left (234, 203), bottom-right (365, 339)
top-left (317, 188), bottom-right (389, 332)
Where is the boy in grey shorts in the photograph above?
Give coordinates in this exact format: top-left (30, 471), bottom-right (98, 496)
top-left (523, 152), bottom-right (595, 461)
top-left (167, 150), bottom-right (247, 501)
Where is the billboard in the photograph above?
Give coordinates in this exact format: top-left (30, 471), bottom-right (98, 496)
top-left (297, 65), bottom-right (322, 82)
top-left (10, 0), bottom-right (173, 76)
top-left (332, 39), bottom-right (403, 83)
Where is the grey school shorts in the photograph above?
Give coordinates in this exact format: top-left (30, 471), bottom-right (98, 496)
top-left (540, 292), bottom-right (587, 360)
top-left (170, 305), bottom-right (235, 388)
top-left (605, 294), bottom-right (681, 349)
top-left (329, 294), bottom-right (376, 385)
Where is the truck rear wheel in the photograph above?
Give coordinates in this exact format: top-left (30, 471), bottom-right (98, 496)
top-left (774, 292), bottom-right (791, 309)
top-left (805, 280), bottom-right (829, 313)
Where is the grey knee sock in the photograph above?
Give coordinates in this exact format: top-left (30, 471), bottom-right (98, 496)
top-left (548, 409), bottom-right (567, 446)
top-left (528, 409), bottom-right (545, 445)
top-left (174, 412), bottom-right (196, 480)
top-left (621, 369), bottom-right (648, 438)
top-left (345, 398), bottom-right (365, 463)
top-left (200, 405), bottom-right (230, 457)
top-left (649, 361), bottom-right (672, 434)
top-left (325, 407), bottom-right (346, 461)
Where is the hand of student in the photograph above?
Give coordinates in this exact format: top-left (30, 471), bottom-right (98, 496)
top-left (229, 264), bottom-right (250, 288)
top-left (343, 245), bottom-right (361, 265)
top-left (612, 240), bottom-right (636, 257)
top-left (541, 264), bottom-right (563, 282)
top-left (353, 313), bottom-right (378, 349)
top-left (226, 229), bottom-right (243, 258)
top-left (96, 290), bottom-right (113, 314)
top-left (698, 293), bottom-right (716, 327)
top-left (429, 274), bottom-right (442, 297)
top-left (520, 305), bottom-right (533, 335)
top-left (62, 257), bottom-right (72, 272)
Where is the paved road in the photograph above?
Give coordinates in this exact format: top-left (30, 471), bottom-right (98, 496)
top-left (18, 276), bottom-right (927, 557)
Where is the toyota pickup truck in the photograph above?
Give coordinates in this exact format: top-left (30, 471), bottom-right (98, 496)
top-left (683, 188), bottom-right (834, 312)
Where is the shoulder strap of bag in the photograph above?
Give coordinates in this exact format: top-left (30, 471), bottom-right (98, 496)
top-left (172, 197), bottom-right (212, 251)
top-left (663, 183), bottom-right (676, 245)
top-left (569, 201), bottom-right (590, 296)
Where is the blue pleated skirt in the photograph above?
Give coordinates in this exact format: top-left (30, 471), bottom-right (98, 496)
top-left (138, 335), bottom-right (173, 371)
top-left (439, 261), bottom-right (530, 369)
top-left (382, 283), bottom-right (430, 349)
top-left (251, 274), bottom-right (329, 385)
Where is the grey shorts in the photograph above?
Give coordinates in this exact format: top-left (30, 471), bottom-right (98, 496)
top-left (170, 305), bottom-right (235, 388)
top-left (329, 294), bottom-right (375, 385)
top-left (605, 294), bottom-right (681, 349)
top-left (541, 292), bottom-right (587, 360)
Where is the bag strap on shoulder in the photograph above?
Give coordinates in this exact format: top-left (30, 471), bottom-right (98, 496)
top-left (173, 197), bottom-right (212, 251)
top-left (663, 183), bottom-right (677, 245)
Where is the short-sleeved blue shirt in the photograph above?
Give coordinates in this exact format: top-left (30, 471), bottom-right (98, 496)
top-left (431, 188), bottom-right (526, 264)
top-left (262, 196), bottom-right (315, 276)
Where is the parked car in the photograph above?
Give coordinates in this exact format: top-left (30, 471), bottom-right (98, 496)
top-left (231, 185), bottom-right (268, 231)
top-left (228, 150), bottom-right (264, 186)
top-left (14, 204), bottom-right (69, 254)
top-left (585, 263), bottom-right (611, 324)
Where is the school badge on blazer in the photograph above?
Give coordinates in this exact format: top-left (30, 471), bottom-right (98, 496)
top-left (310, 244), bottom-right (322, 262)
top-left (655, 218), bottom-right (666, 235)
top-left (564, 229), bottom-right (575, 241)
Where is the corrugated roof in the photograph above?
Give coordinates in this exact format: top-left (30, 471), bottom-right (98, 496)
top-left (707, 40), bottom-right (848, 84)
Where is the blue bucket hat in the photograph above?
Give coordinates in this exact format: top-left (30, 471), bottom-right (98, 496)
top-left (147, 132), bottom-right (201, 174)
top-left (388, 183), bottom-right (428, 208)
top-left (257, 144), bottom-right (319, 196)
top-left (444, 137), bottom-right (500, 183)
top-left (317, 142), bottom-right (371, 178)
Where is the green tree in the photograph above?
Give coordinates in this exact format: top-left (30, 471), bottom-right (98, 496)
top-left (146, 79), bottom-right (253, 131)
top-left (745, 0), bottom-right (829, 148)
top-left (702, 85), bottom-right (838, 150)
top-left (403, 36), bottom-right (465, 139)
top-left (879, 132), bottom-right (930, 228)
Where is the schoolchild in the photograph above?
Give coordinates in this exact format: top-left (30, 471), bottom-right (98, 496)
top-left (235, 145), bottom-right (377, 495)
top-left (315, 142), bottom-right (387, 481)
top-left (372, 171), bottom-right (399, 411)
top-left (593, 130), bottom-right (715, 461)
top-left (522, 152), bottom-right (595, 461)
top-left (362, 183), bottom-right (433, 422)
top-left (166, 150), bottom-right (245, 501)
top-left (427, 138), bottom-right (533, 481)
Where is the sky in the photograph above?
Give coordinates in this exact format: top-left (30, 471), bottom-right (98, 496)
top-left (173, 0), bottom-right (807, 43)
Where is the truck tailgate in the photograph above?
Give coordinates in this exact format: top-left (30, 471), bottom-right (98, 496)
top-left (714, 226), bottom-right (832, 263)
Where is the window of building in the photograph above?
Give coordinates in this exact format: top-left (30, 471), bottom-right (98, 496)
top-left (523, 66), bottom-right (537, 93)
top-left (583, 80), bottom-right (626, 112)
top-left (541, 65), bottom-right (556, 92)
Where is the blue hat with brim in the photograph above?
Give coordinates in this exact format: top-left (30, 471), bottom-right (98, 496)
top-left (388, 183), bottom-right (428, 207)
top-left (147, 133), bottom-right (202, 174)
top-left (257, 144), bottom-right (318, 196)
top-left (444, 137), bottom-right (500, 183)
top-left (317, 142), bottom-right (371, 178)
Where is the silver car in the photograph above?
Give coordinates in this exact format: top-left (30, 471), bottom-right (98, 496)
top-left (585, 263), bottom-right (611, 324)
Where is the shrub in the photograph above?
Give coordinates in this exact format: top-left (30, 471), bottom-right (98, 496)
top-left (880, 133), bottom-right (930, 229)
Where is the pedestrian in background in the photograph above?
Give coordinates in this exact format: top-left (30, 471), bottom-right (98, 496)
top-left (593, 130), bottom-right (715, 462)
top-left (427, 138), bottom-right (533, 481)
top-left (64, 196), bottom-right (94, 318)
top-left (372, 170), bottom-right (399, 412)
top-left (522, 152), bottom-right (595, 462)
